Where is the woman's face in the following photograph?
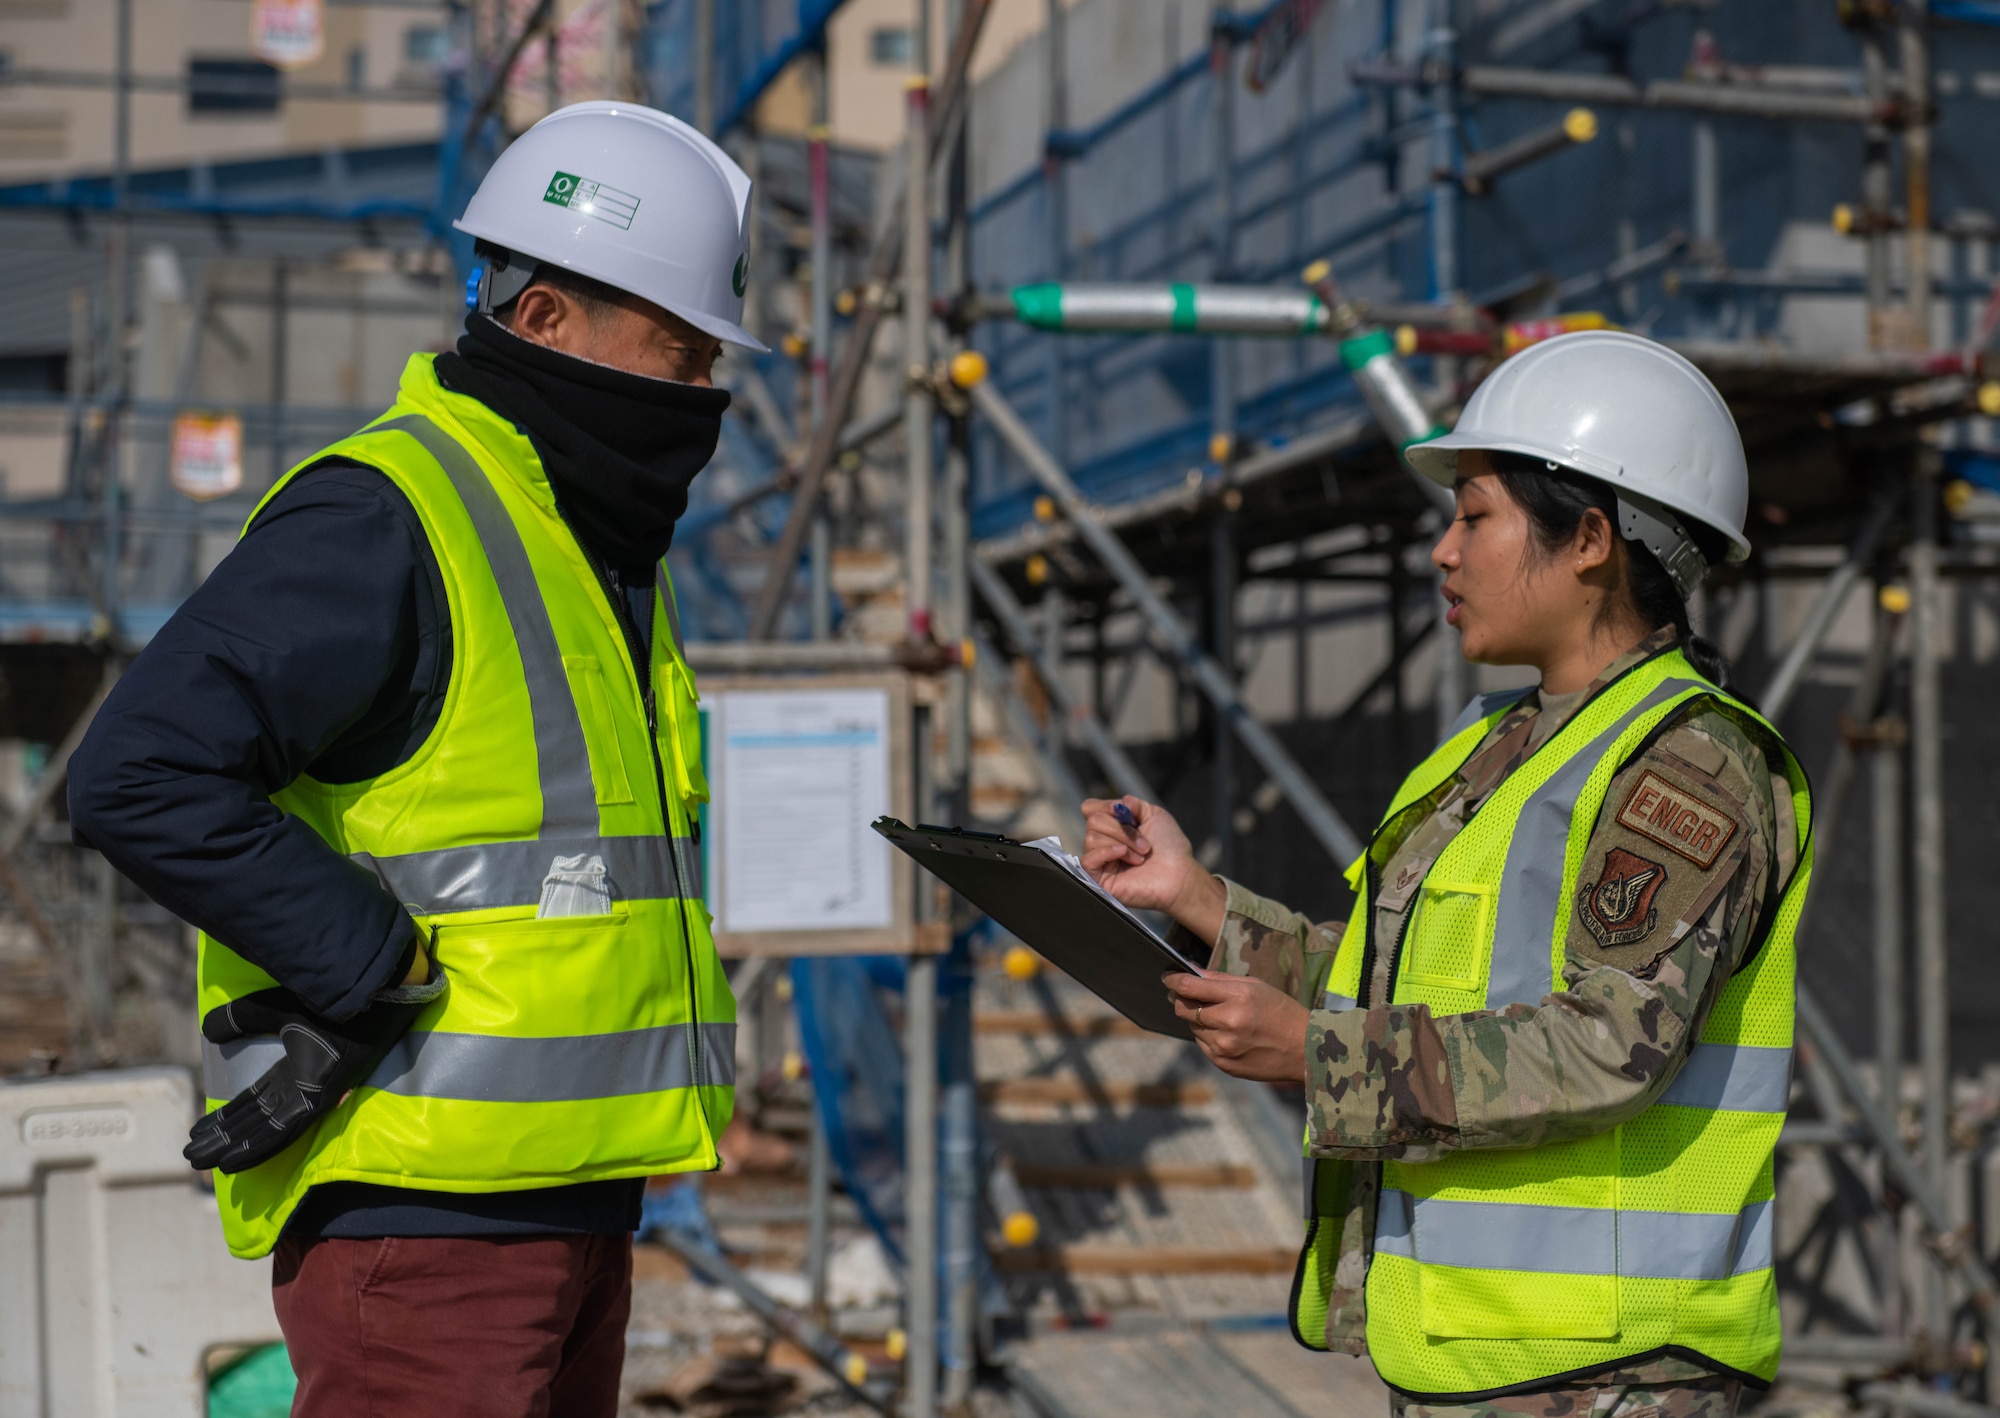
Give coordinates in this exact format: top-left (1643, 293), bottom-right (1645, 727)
top-left (1430, 450), bottom-right (1576, 667)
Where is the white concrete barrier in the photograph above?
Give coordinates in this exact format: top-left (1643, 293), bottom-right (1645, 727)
top-left (0, 1067), bottom-right (280, 1418)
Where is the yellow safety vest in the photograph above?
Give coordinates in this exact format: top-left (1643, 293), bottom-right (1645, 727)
top-left (197, 354), bottom-right (736, 1260)
top-left (1291, 646), bottom-right (1811, 1398)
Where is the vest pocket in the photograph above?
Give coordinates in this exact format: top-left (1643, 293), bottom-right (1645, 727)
top-left (563, 655), bottom-right (636, 806)
top-left (660, 657), bottom-right (708, 808)
top-left (1400, 881), bottom-right (1494, 993)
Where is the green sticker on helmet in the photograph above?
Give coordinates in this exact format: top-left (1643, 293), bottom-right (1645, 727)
top-left (542, 170), bottom-right (640, 230)
top-left (732, 253), bottom-right (748, 298)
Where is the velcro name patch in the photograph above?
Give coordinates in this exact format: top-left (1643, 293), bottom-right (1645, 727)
top-left (1615, 770), bottom-right (1737, 869)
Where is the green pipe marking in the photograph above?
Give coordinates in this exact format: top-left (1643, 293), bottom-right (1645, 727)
top-left (1170, 284), bottom-right (1198, 332)
top-left (1337, 327), bottom-right (1394, 370)
top-left (1011, 283), bottom-right (1065, 330)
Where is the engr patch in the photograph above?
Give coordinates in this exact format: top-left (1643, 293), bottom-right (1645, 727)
top-left (1614, 769), bottom-right (1737, 869)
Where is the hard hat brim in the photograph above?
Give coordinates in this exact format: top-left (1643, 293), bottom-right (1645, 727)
top-left (668, 304), bottom-right (772, 356)
top-left (452, 218), bottom-right (772, 354)
top-left (1406, 428), bottom-right (1753, 563)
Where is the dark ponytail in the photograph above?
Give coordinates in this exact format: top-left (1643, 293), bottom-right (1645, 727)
top-left (1488, 453), bottom-right (1737, 691)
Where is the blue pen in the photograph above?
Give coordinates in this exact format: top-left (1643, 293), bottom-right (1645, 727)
top-left (1112, 801), bottom-right (1139, 830)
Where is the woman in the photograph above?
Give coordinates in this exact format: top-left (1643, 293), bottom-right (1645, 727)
top-left (1082, 332), bottom-right (1811, 1418)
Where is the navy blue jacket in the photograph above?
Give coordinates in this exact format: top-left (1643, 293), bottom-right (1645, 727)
top-left (69, 459), bottom-right (643, 1238)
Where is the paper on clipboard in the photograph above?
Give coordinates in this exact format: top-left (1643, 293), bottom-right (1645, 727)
top-left (1019, 836), bottom-right (1201, 969)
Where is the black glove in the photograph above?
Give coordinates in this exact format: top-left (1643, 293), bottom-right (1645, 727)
top-left (185, 972), bottom-right (445, 1174)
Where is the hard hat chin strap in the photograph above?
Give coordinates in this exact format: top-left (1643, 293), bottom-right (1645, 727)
top-left (1616, 493), bottom-right (1708, 602)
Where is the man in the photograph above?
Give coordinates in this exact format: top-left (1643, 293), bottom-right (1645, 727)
top-left (68, 101), bottom-right (758, 1416)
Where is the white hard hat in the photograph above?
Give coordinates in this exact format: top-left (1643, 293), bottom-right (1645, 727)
top-left (454, 100), bottom-right (769, 352)
top-left (1406, 330), bottom-right (1749, 596)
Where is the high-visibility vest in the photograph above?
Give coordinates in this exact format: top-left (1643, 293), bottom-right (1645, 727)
top-left (1291, 646), bottom-right (1811, 1398)
top-left (197, 354), bottom-right (735, 1260)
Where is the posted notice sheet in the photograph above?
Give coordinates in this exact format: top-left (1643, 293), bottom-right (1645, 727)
top-left (714, 686), bottom-right (894, 934)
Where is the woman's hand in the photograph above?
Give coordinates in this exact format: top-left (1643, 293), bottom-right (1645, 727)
top-left (1165, 971), bottom-right (1309, 1084)
top-left (1079, 796), bottom-right (1226, 942)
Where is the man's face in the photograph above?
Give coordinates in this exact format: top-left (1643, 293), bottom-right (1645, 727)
top-left (506, 282), bottom-right (724, 386)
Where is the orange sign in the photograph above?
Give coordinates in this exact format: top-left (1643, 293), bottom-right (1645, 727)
top-left (170, 412), bottom-right (244, 501)
top-left (250, 0), bottom-right (324, 69)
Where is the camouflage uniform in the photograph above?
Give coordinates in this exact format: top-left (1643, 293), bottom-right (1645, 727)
top-left (1208, 628), bottom-right (1794, 1410)
top-left (1391, 1372), bottom-right (1742, 1418)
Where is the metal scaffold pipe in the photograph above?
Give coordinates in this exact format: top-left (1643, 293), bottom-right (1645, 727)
top-left (746, 0), bottom-right (994, 639)
top-left (1902, 1), bottom-right (1935, 343)
top-left (1009, 281), bottom-right (1330, 336)
top-left (970, 626), bottom-right (1088, 814)
top-left (1462, 66), bottom-right (1885, 123)
top-left (1457, 108), bottom-right (1598, 195)
top-left (905, 76), bottom-right (934, 640)
top-left (900, 32), bottom-right (940, 1418)
top-left (969, 380), bottom-right (1365, 866)
top-left (1353, 60), bottom-right (1890, 124)
top-left (1795, 981), bottom-right (1998, 1315)
top-left (967, 557), bottom-right (1160, 803)
top-left (1757, 496), bottom-right (1897, 724)
top-left (1911, 454), bottom-right (1949, 1194)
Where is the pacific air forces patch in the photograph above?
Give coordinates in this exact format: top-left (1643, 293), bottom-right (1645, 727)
top-left (1577, 846), bottom-right (1668, 949)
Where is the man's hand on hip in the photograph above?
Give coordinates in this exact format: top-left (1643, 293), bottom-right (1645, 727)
top-left (186, 967), bottom-right (445, 1175)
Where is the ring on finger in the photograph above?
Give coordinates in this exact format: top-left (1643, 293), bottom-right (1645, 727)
top-left (1194, 1004), bottom-right (1204, 1028)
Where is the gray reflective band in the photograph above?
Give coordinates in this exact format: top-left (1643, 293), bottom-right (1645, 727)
top-left (1486, 679), bottom-right (1706, 1010)
top-left (1659, 1042), bottom-right (1792, 1114)
top-left (203, 1021), bottom-right (736, 1103)
top-left (1375, 1188), bottom-right (1773, 1281)
top-left (1445, 688), bottom-right (1531, 743)
top-left (356, 833), bottom-right (701, 915)
top-left (377, 414), bottom-right (599, 838)
top-left (1321, 992), bottom-right (1357, 1012)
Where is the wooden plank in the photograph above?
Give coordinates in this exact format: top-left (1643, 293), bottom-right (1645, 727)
top-left (978, 1079), bottom-right (1213, 1107)
top-left (1012, 1163), bottom-right (1260, 1190)
top-left (974, 1011), bottom-right (1148, 1038)
top-left (992, 1245), bottom-right (1297, 1276)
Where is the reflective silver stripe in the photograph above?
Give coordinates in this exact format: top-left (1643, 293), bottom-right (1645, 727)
top-left (1485, 679), bottom-right (1706, 1010)
top-left (671, 833), bottom-right (705, 902)
top-left (1321, 991), bottom-right (1357, 1011)
top-left (356, 833), bottom-right (701, 915)
top-left (377, 414), bottom-right (599, 838)
top-left (1374, 1189), bottom-right (1773, 1280)
top-left (202, 1021), bottom-right (736, 1102)
top-left (1445, 687), bottom-right (1531, 742)
top-left (1659, 1042), bottom-right (1792, 1114)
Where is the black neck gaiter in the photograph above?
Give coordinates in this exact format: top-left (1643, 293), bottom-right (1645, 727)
top-left (436, 313), bottom-right (731, 577)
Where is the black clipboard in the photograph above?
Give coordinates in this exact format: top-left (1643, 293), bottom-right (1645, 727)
top-left (871, 817), bottom-right (1198, 1039)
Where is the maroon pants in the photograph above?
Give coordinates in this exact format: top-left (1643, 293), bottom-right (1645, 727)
top-left (271, 1233), bottom-right (632, 1418)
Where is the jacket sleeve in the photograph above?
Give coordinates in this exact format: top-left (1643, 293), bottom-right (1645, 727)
top-left (1198, 879), bottom-right (1346, 1006)
top-left (68, 463), bottom-right (445, 1021)
top-left (1300, 710), bottom-right (1789, 1162)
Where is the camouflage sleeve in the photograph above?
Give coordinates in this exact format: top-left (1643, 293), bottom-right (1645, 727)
top-left (1199, 878), bottom-right (1346, 1006)
top-left (1304, 710), bottom-right (1780, 1161)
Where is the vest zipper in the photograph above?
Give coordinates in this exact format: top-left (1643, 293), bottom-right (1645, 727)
top-left (554, 504), bottom-right (718, 1156)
